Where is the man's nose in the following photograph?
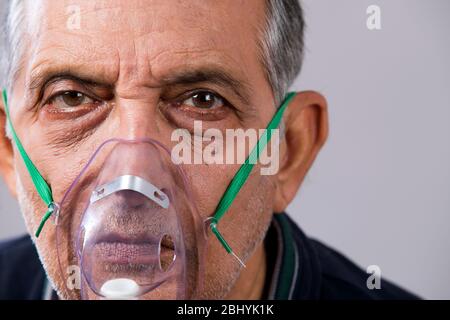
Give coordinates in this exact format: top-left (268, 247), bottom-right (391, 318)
top-left (114, 93), bottom-right (163, 140)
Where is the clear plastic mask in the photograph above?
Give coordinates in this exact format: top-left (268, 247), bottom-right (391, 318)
top-left (54, 138), bottom-right (206, 299)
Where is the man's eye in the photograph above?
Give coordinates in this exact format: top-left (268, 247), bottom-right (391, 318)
top-left (182, 91), bottom-right (225, 109)
top-left (50, 91), bottom-right (95, 108)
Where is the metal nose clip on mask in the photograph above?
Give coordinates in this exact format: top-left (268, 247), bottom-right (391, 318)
top-left (55, 138), bottom-right (206, 299)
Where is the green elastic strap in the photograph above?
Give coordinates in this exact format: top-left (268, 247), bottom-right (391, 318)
top-left (210, 92), bottom-right (296, 257)
top-left (2, 89), bottom-right (54, 238)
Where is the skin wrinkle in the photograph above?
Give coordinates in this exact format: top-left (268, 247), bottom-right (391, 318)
top-left (0, 0), bottom-right (328, 300)
top-left (45, 105), bottom-right (112, 154)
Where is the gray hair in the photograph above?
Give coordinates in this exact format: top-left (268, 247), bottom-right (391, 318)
top-left (0, 0), bottom-right (25, 93)
top-left (261, 0), bottom-right (305, 105)
top-left (0, 0), bottom-right (304, 105)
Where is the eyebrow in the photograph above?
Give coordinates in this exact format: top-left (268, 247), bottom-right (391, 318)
top-left (28, 69), bottom-right (112, 93)
top-left (28, 66), bottom-right (252, 105)
top-left (160, 68), bottom-right (251, 105)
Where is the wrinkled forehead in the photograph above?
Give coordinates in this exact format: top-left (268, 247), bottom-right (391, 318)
top-left (20, 0), bottom-right (266, 86)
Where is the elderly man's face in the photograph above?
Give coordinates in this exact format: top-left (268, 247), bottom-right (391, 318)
top-left (0, 0), bottom-right (327, 299)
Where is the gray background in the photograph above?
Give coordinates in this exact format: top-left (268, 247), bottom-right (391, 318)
top-left (1, 0), bottom-right (449, 299)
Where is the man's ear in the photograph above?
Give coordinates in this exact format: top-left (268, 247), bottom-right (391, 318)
top-left (273, 91), bottom-right (328, 213)
top-left (0, 97), bottom-right (17, 198)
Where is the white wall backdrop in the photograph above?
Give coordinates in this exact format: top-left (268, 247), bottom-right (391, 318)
top-left (1, 0), bottom-right (449, 299)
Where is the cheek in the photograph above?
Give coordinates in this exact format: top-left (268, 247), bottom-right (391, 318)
top-left (221, 174), bottom-right (274, 257)
top-left (14, 160), bottom-right (47, 235)
top-left (15, 169), bottom-right (72, 297)
top-left (200, 173), bottom-right (275, 298)
top-left (14, 151), bottom-right (86, 299)
top-left (187, 163), bottom-right (238, 219)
